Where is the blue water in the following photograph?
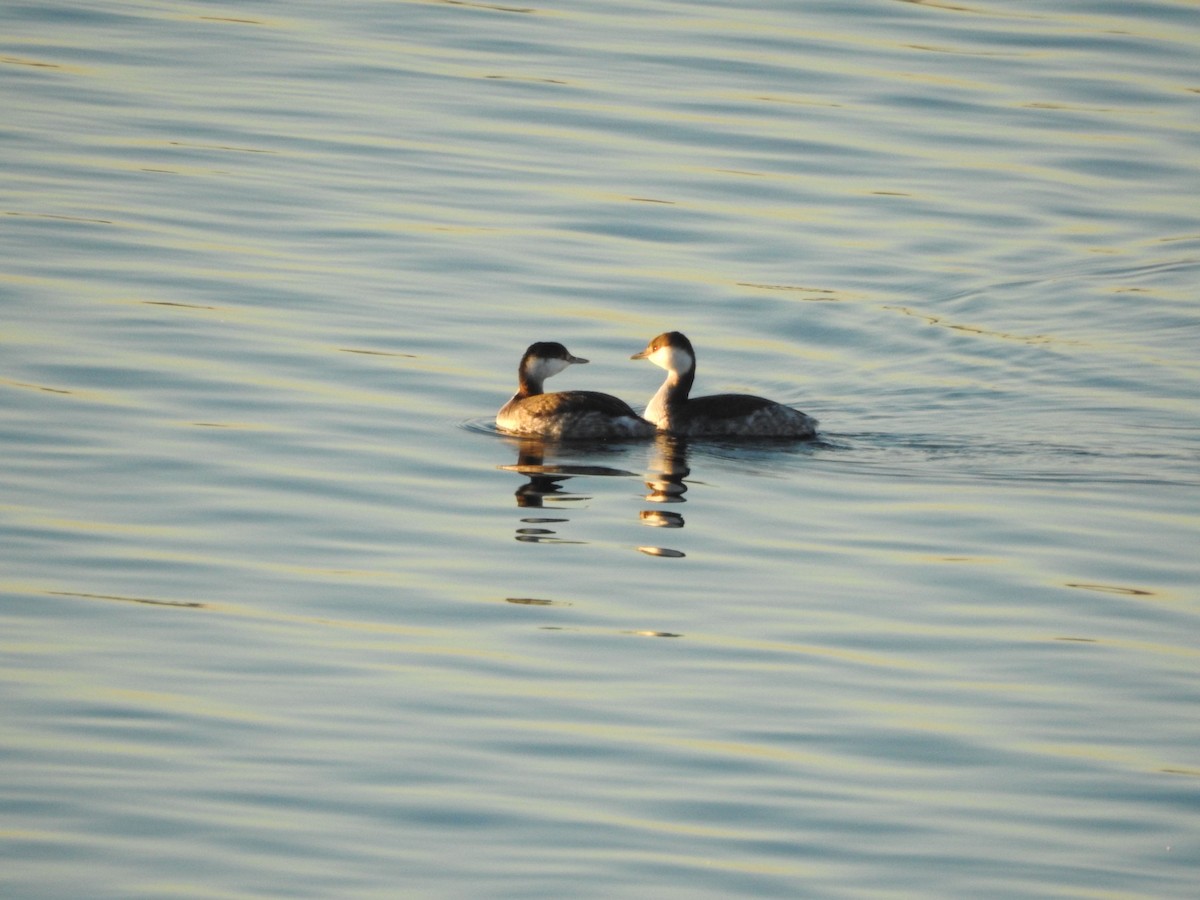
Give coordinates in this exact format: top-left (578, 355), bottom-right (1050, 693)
top-left (3, 1), bottom-right (1199, 897)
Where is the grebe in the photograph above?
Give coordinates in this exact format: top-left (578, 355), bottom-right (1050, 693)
top-left (497, 342), bottom-right (655, 440)
top-left (631, 331), bottom-right (818, 438)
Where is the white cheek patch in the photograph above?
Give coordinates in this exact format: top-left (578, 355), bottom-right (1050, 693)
top-left (532, 357), bottom-right (570, 381)
top-left (647, 346), bottom-right (671, 369)
top-left (655, 345), bottom-right (692, 374)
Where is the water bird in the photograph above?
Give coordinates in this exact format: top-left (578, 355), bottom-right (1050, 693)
top-left (497, 341), bottom-right (655, 440)
top-left (631, 331), bottom-right (818, 438)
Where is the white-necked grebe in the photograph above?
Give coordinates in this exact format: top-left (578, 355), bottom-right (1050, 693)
top-left (497, 342), bottom-right (654, 440)
top-left (631, 331), bottom-right (818, 438)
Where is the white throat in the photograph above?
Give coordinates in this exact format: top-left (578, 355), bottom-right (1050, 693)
top-left (644, 379), bottom-right (672, 426)
top-left (642, 345), bottom-right (693, 425)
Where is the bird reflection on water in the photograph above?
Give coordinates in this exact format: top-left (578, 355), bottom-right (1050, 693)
top-left (642, 434), bottom-right (690, 507)
top-left (496, 434), bottom-right (691, 556)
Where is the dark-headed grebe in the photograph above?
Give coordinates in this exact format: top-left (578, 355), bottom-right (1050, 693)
top-left (497, 342), bottom-right (655, 440)
top-left (631, 331), bottom-right (818, 438)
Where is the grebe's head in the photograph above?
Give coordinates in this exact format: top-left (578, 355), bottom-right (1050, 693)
top-left (521, 341), bottom-right (588, 382)
top-left (631, 331), bottom-right (694, 375)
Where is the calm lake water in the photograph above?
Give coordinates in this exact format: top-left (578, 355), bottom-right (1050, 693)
top-left (3, 1), bottom-right (1199, 897)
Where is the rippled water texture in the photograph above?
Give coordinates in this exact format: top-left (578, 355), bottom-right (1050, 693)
top-left (3, 1), bottom-right (1199, 897)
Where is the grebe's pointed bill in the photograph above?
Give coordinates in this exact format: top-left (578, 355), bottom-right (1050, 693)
top-left (559, 350), bottom-right (588, 365)
top-left (630, 332), bottom-right (669, 360)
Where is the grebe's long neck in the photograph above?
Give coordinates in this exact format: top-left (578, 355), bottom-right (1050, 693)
top-left (517, 354), bottom-right (571, 398)
top-left (645, 360), bottom-right (693, 424)
top-left (517, 367), bottom-right (543, 398)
